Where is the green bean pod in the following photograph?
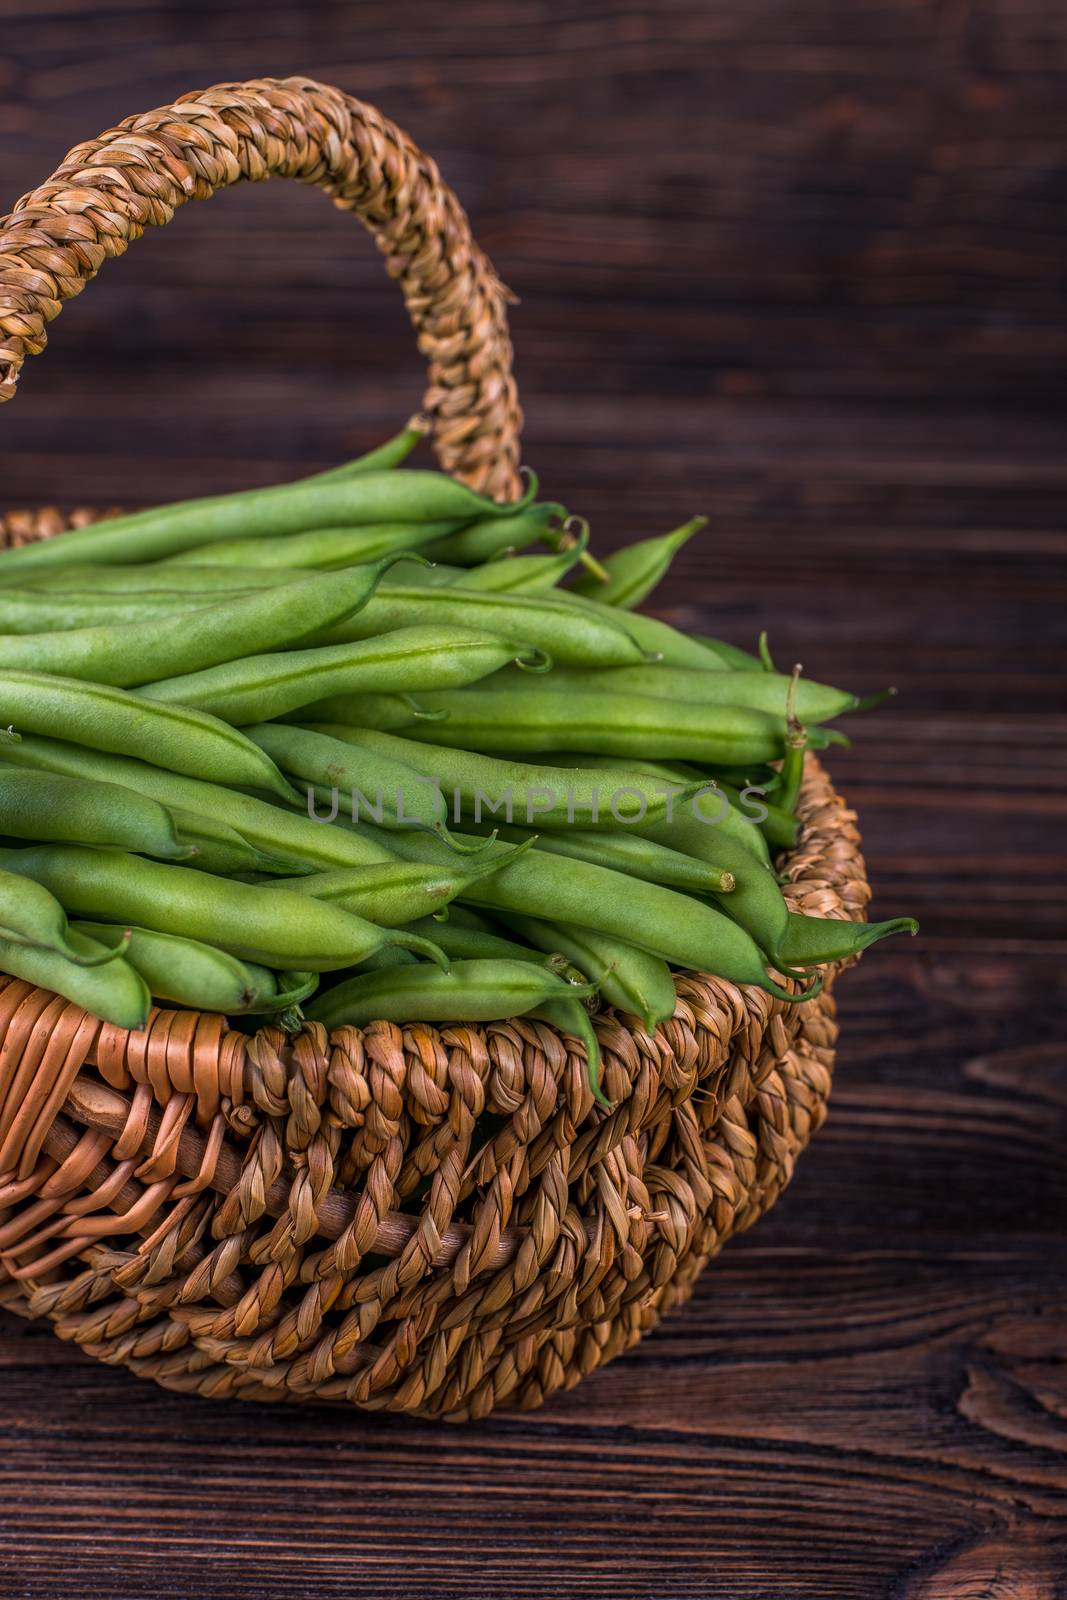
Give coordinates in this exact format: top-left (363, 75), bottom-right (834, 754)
top-left (570, 517), bottom-right (706, 609)
top-left (386, 559), bottom-right (471, 588)
top-left (449, 540), bottom-right (588, 594)
top-left (483, 663), bottom-right (859, 724)
top-left (499, 911), bottom-right (677, 1034)
top-left (775, 913), bottom-right (919, 967)
top-left (345, 946), bottom-right (418, 976)
top-left (297, 725), bottom-right (707, 829)
top-left (716, 783), bottom-right (800, 851)
top-left (0, 929), bottom-right (151, 1030)
top-left (71, 922), bottom-right (285, 1013)
top-left (0, 555), bottom-right (411, 687)
top-left (242, 722), bottom-right (466, 845)
top-left (0, 671), bottom-right (300, 801)
top-left (309, 583), bottom-right (651, 667)
top-left (278, 693), bottom-right (447, 731)
top-left (19, 564), bottom-right (296, 594)
top-left (637, 812), bottom-right (792, 962)
top-left (401, 916), bottom-right (590, 987)
top-left (304, 957), bottom-right (596, 1030)
top-left (557, 594), bottom-right (729, 669)
top-left (463, 816), bottom-right (736, 895)
top-left (162, 807), bottom-right (313, 877)
top-left (352, 686), bottom-right (792, 766)
top-left (367, 828), bottom-right (818, 1004)
top-left (0, 844), bottom-right (447, 973)
top-left (0, 769), bottom-right (196, 861)
top-left (0, 866), bottom-right (127, 967)
top-left (0, 589), bottom-right (225, 634)
top-left (162, 520), bottom-right (461, 571)
top-left (0, 469), bottom-right (533, 576)
top-left (696, 636), bottom-right (764, 670)
top-left (550, 752), bottom-right (773, 867)
top-left (267, 843), bottom-right (532, 926)
top-left (0, 734), bottom-right (400, 874)
top-left (421, 502), bottom-right (568, 566)
top-left (307, 417), bottom-right (430, 482)
top-left (139, 626), bottom-right (545, 725)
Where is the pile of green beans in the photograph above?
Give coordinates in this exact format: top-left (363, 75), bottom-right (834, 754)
top-left (0, 423), bottom-right (915, 1096)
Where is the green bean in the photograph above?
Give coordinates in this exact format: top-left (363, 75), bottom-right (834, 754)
top-left (0, 929), bottom-right (150, 1030)
top-left (759, 632), bottom-right (776, 672)
top-left (426, 902), bottom-right (498, 933)
top-left (0, 734), bottom-right (400, 873)
top-left (278, 692), bottom-right (443, 731)
top-left (279, 416), bottom-right (430, 484)
top-left (0, 672), bottom-right (299, 801)
top-left (348, 946), bottom-right (418, 975)
top-left (447, 534), bottom-right (589, 594)
top-left (696, 636), bottom-right (763, 670)
top-left (716, 783), bottom-right (799, 851)
top-left (387, 559), bottom-right (470, 588)
top-left (243, 722), bottom-right (467, 845)
top-left (297, 725), bottom-right (706, 829)
top-left (139, 626), bottom-right (544, 725)
top-left (483, 663), bottom-right (859, 725)
top-left (775, 913), bottom-right (919, 967)
top-left (421, 502), bottom-right (568, 566)
top-left (250, 972), bottom-right (320, 1014)
top-left (529, 995), bottom-right (607, 1105)
top-left (0, 556), bottom-right (409, 687)
top-left (0, 769), bottom-right (197, 861)
top-left (0, 844), bottom-right (447, 973)
top-left (163, 520), bottom-right (461, 571)
top-left (463, 817), bottom-right (736, 894)
top-left (309, 583), bottom-right (651, 667)
top-left (0, 589), bottom-right (228, 634)
top-left (267, 843), bottom-right (532, 927)
top-left (401, 916), bottom-right (589, 987)
top-left (0, 866), bottom-right (126, 967)
top-left (304, 957), bottom-right (596, 1030)
top-left (71, 922), bottom-right (283, 1013)
top-left (351, 686), bottom-right (792, 766)
top-left (0, 469), bottom-right (532, 576)
top-left (557, 594), bottom-right (728, 670)
top-left (15, 564), bottom-right (297, 594)
top-left (499, 911), bottom-right (676, 1033)
top-left (0, 758), bottom-right (300, 877)
top-left (144, 807), bottom-right (311, 877)
top-left (636, 811), bottom-right (791, 963)
top-left (546, 752), bottom-right (773, 867)
top-left (571, 517), bottom-right (706, 609)
top-left (700, 762), bottom-right (782, 795)
top-left (779, 739), bottom-right (806, 814)
top-left (777, 670), bottom-right (808, 815)
top-left (366, 828), bottom-right (819, 1003)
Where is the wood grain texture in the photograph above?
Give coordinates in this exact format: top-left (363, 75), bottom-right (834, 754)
top-left (1, 3), bottom-right (1065, 1596)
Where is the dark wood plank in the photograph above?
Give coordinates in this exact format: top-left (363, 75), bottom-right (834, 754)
top-left (1, 4), bottom-right (1066, 1597)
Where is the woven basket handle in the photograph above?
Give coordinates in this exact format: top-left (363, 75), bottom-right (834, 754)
top-left (0, 75), bottom-right (523, 498)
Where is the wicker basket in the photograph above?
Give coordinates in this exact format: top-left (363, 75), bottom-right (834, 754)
top-left (0, 77), bottom-right (872, 1421)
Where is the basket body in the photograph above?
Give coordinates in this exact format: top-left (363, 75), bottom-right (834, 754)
top-left (0, 498), bottom-right (868, 1414)
top-left (0, 79), bottom-right (872, 1420)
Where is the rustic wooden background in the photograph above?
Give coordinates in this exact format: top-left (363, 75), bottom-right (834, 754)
top-left (1, 3), bottom-right (1065, 1596)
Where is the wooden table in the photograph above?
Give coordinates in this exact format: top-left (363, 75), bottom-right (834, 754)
top-left (1, 5), bottom-right (1065, 1594)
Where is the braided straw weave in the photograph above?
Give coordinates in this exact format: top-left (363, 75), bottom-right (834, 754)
top-left (0, 80), bottom-right (871, 1420)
